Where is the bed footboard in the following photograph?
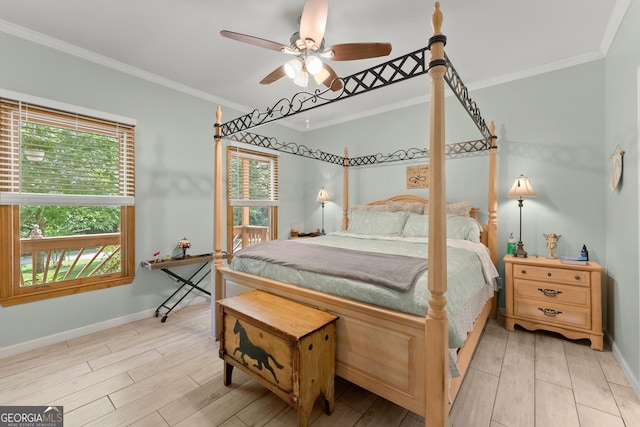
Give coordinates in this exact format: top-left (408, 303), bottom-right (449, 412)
top-left (215, 266), bottom-right (494, 416)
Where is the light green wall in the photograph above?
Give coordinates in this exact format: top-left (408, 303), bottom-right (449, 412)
top-left (604, 0), bottom-right (640, 392)
top-left (306, 61), bottom-right (606, 265)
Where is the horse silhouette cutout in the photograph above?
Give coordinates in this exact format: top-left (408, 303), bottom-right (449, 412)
top-left (233, 319), bottom-right (284, 383)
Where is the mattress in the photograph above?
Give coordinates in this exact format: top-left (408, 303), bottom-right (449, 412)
top-left (231, 232), bottom-right (498, 349)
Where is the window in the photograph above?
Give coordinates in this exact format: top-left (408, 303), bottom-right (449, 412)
top-left (0, 92), bottom-right (135, 306)
top-left (227, 147), bottom-right (278, 254)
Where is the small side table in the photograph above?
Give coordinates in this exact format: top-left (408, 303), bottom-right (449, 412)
top-left (141, 253), bottom-right (213, 322)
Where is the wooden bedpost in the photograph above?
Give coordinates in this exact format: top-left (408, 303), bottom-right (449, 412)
top-left (487, 121), bottom-right (498, 266)
top-left (425, 2), bottom-right (448, 426)
top-left (487, 121), bottom-right (499, 318)
top-left (213, 106), bottom-right (224, 339)
top-left (342, 148), bottom-right (349, 231)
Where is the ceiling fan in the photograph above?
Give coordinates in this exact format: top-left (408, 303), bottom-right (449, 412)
top-left (220, 0), bottom-right (392, 91)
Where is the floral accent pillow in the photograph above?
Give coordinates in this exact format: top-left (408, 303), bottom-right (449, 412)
top-left (446, 201), bottom-right (472, 217)
top-left (385, 201), bottom-right (425, 214)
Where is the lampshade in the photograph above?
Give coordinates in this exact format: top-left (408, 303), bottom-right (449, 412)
top-left (293, 70), bottom-right (309, 87)
top-left (316, 188), bottom-right (330, 203)
top-left (305, 56), bottom-right (323, 75)
top-left (284, 58), bottom-right (310, 87)
top-left (507, 175), bottom-right (537, 198)
top-left (284, 59), bottom-right (302, 79)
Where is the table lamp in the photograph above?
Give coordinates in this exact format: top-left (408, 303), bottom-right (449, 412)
top-left (507, 175), bottom-right (537, 257)
top-left (316, 187), bottom-right (330, 235)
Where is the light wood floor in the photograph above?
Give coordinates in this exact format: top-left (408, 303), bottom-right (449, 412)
top-left (1, 303), bottom-right (639, 427)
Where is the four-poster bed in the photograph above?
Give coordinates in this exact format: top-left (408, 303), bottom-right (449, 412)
top-left (212, 3), bottom-right (498, 425)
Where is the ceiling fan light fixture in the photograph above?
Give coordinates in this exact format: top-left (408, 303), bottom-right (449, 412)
top-left (293, 70), bottom-right (309, 87)
top-left (284, 59), bottom-right (302, 79)
top-left (305, 55), bottom-right (323, 75)
top-left (221, 0), bottom-right (391, 91)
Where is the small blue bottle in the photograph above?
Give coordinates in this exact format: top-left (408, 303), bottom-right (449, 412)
top-left (581, 245), bottom-right (589, 261)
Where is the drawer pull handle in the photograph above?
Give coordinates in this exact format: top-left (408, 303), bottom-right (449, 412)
top-left (575, 275), bottom-right (581, 281)
top-left (538, 288), bottom-right (562, 297)
top-left (538, 308), bottom-right (562, 317)
top-left (547, 272), bottom-right (552, 277)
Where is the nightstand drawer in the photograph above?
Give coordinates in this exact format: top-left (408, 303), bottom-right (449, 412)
top-left (514, 298), bottom-right (591, 330)
top-left (514, 279), bottom-right (590, 308)
top-left (513, 264), bottom-right (590, 286)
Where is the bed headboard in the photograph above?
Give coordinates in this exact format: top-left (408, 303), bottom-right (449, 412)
top-left (352, 194), bottom-right (490, 253)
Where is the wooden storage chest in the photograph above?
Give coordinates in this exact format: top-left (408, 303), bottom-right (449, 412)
top-left (217, 290), bottom-right (338, 426)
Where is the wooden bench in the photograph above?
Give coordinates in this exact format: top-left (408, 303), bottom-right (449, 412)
top-left (216, 290), bottom-right (338, 427)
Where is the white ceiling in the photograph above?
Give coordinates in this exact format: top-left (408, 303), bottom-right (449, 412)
top-left (0, 0), bottom-right (629, 131)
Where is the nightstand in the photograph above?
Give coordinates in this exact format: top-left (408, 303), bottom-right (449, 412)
top-left (504, 255), bottom-right (604, 350)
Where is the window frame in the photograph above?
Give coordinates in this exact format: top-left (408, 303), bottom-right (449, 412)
top-left (226, 147), bottom-right (278, 255)
top-left (0, 90), bottom-right (136, 306)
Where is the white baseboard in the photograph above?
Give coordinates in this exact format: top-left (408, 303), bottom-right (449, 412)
top-left (608, 332), bottom-right (640, 399)
top-left (0, 296), bottom-right (209, 359)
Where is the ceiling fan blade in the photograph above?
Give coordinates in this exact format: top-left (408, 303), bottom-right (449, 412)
top-left (299, 0), bottom-right (328, 50)
top-left (313, 67), bottom-right (330, 85)
top-left (220, 30), bottom-right (289, 52)
top-left (330, 42), bottom-right (392, 61)
top-left (314, 64), bottom-right (343, 91)
top-left (260, 66), bottom-right (287, 85)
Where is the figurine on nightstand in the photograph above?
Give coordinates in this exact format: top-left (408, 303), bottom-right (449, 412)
top-left (543, 233), bottom-right (561, 258)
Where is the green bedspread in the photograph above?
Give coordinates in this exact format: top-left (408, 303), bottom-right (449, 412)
top-left (231, 232), bottom-right (497, 348)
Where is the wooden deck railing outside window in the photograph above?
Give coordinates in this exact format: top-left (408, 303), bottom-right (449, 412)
top-left (20, 233), bottom-right (121, 286)
top-left (232, 225), bottom-right (269, 253)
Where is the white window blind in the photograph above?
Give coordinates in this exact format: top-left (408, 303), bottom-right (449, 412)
top-left (227, 147), bottom-right (279, 207)
top-left (0, 96), bottom-right (135, 206)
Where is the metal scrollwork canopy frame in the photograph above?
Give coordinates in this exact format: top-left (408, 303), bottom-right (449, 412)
top-left (217, 43), bottom-right (494, 167)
